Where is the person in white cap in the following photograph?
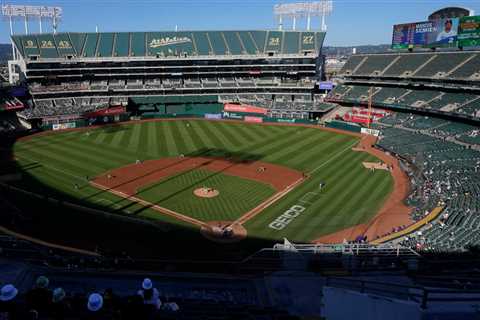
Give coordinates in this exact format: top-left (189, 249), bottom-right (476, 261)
top-left (87, 293), bottom-right (103, 312)
top-left (82, 292), bottom-right (109, 320)
top-left (137, 278), bottom-right (161, 309)
top-left (26, 275), bottom-right (51, 315)
top-left (0, 284), bottom-right (19, 319)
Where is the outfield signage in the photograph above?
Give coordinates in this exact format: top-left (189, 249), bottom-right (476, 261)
top-left (52, 122), bottom-right (76, 131)
top-left (361, 127), bottom-right (380, 137)
top-left (269, 205), bottom-right (306, 230)
top-left (244, 116), bottom-right (263, 123)
top-left (222, 111), bottom-right (243, 120)
top-left (392, 18), bottom-right (459, 49)
top-left (84, 106), bottom-right (126, 118)
top-left (224, 103), bottom-right (268, 115)
top-left (458, 15), bottom-right (480, 47)
top-left (318, 81), bottom-right (334, 90)
top-left (204, 113), bottom-right (222, 120)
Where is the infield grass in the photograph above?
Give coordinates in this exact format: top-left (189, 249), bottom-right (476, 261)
top-left (137, 169), bottom-right (275, 221)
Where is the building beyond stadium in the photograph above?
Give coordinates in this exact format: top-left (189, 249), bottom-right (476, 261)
top-left (9, 30), bottom-right (328, 123)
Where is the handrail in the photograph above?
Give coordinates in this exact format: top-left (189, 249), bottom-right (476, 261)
top-left (371, 206), bottom-right (444, 244)
top-left (325, 277), bottom-right (480, 309)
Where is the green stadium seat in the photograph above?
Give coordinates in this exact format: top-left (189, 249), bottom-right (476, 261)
top-left (192, 32), bottom-right (211, 56)
top-left (283, 32), bottom-right (300, 54)
top-left (414, 53), bottom-right (473, 78)
top-left (68, 33), bottom-right (87, 56)
top-left (354, 54), bottom-right (398, 75)
top-left (113, 32), bottom-right (130, 57)
top-left (238, 31), bottom-right (258, 54)
top-left (208, 32), bottom-right (228, 55)
top-left (250, 31), bottom-right (267, 53)
top-left (82, 33), bottom-right (99, 57)
top-left (383, 53), bottom-right (432, 77)
top-left (130, 32), bottom-right (146, 57)
top-left (97, 32), bottom-right (114, 57)
top-left (223, 31), bottom-right (243, 55)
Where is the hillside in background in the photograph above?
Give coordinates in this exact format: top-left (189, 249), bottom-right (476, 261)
top-left (323, 44), bottom-right (391, 56)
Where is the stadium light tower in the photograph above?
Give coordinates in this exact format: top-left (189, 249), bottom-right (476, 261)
top-left (2, 4), bottom-right (63, 36)
top-left (274, 1), bottom-right (333, 31)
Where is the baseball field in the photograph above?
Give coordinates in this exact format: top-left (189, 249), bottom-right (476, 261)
top-left (11, 119), bottom-right (394, 243)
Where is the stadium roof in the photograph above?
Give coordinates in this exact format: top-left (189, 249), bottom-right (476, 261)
top-left (12, 30), bottom-right (326, 60)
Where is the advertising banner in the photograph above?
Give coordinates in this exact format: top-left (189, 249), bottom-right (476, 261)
top-left (244, 116), bottom-right (263, 123)
top-left (224, 103), bottom-right (268, 115)
top-left (84, 106), bottom-right (126, 118)
top-left (318, 82), bottom-right (334, 90)
top-left (52, 122), bottom-right (76, 131)
top-left (392, 18), bottom-right (459, 49)
top-left (458, 15), bottom-right (480, 47)
top-left (222, 111), bottom-right (244, 120)
top-left (361, 127), bottom-right (380, 137)
top-left (204, 113), bottom-right (222, 120)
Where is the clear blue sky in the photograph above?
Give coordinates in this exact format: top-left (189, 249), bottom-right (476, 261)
top-left (1, 0), bottom-right (479, 45)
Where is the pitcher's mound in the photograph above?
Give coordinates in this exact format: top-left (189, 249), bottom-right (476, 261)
top-left (200, 221), bottom-right (247, 243)
top-left (194, 187), bottom-right (219, 198)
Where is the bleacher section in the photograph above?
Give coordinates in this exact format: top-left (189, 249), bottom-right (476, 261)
top-left (338, 51), bottom-right (480, 80)
top-left (328, 84), bottom-right (480, 120)
top-left (374, 112), bottom-right (480, 251)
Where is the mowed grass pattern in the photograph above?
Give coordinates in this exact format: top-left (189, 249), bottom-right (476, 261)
top-left (12, 120), bottom-right (393, 242)
top-left (138, 169), bottom-right (275, 221)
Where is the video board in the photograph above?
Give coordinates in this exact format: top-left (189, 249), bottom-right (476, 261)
top-left (392, 18), bottom-right (459, 49)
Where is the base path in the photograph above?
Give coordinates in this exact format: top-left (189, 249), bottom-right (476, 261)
top-left (314, 135), bottom-right (413, 244)
top-left (91, 157), bottom-right (305, 239)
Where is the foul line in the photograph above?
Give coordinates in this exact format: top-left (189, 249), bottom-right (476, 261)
top-left (231, 176), bottom-right (307, 226)
top-left (90, 181), bottom-right (208, 228)
top-left (15, 154), bottom-right (86, 182)
top-left (308, 140), bottom-right (359, 175)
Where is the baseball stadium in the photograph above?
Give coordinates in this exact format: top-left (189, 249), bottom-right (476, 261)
top-left (1, 2), bottom-right (480, 319)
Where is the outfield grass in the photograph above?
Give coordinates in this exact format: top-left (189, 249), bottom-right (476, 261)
top-left (137, 169), bottom-right (275, 221)
top-left (12, 120), bottom-right (393, 242)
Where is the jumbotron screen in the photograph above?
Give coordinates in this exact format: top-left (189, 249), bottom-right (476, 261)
top-left (392, 18), bottom-right (459, 49)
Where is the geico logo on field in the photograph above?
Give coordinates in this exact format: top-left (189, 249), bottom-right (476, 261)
top-left (268, 205), bottom-right (305, 230)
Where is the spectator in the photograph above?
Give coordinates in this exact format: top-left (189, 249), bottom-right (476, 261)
top-left (50, 287), bottom-right (71, 320)
top-left (103, 288), bottom-right (121, 319)
top-left (81, 293), bottom-right (104, 319)
top-left (0, 284), bottom-right (20, 319)
top-left (26, 275), bottom-right (52, 316)
top-left (137, 278), bottom-right (161, 309)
